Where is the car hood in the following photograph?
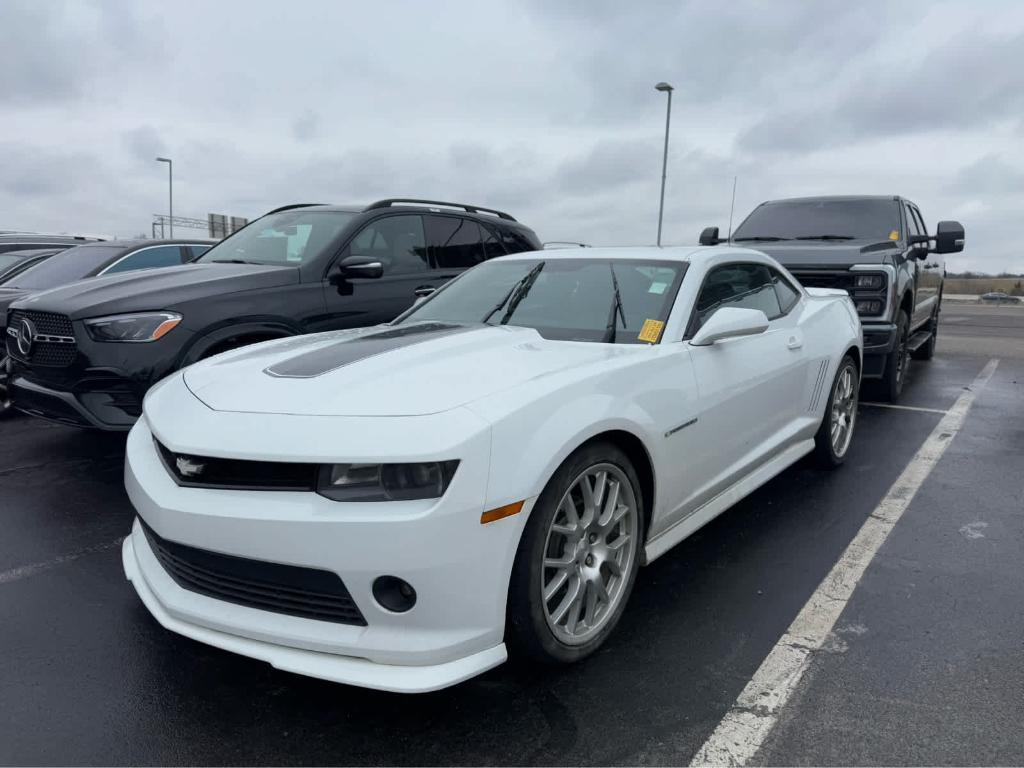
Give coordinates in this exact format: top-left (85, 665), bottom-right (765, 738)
top-left (0, 288), bottom-right (31, 328)
top-left (9, 263), bottom-right (298, 320)
top-left (745, 239), bottom-right (899, 267)
top-left (182, 322), bottom-right (641, 417)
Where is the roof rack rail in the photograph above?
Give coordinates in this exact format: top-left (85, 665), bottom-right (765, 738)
top-left (364, 199), bottom-right (517, 222)
top-left (266, 203), bottom-right (326, 215)
top-left (543, 241), bottom-right (591, 249)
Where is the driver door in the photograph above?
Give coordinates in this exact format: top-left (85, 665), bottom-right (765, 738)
top-left (666, 263), bottom-right (808, 521)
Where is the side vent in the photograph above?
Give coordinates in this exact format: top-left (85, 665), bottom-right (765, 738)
top-left (808, 358), bottom-right (829, 412)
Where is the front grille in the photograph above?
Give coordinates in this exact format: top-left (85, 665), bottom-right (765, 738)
top-left (139, 517), bottom-right (367, 625)
top-left (6, 309), bottom-right (77, 367)
top-left (789, 271), bottom-right (856, 291)
top-left (155, 440), bottom-right (318, 490)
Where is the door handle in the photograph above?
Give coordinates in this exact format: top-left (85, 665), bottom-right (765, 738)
top-left (787, 335), bottom-right (803, 350)
top-left (413, 286), bottom-right (436, 298)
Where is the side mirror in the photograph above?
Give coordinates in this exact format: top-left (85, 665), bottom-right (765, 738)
top-left (933, 220), bottom-right (965, 254)
top-left (690, 307), bottom-right (770, 347)
top-left (699, 226), bottom-right (722, 246)
top-left (337, 254), bottom-right (383, 280)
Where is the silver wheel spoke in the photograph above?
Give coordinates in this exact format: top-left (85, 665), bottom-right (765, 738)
top-left (540, 462), bottom-right (639, 646)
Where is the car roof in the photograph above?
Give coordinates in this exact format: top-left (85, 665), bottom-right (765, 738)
top-left (270, 203), bottom-right (533, 230)
top-left (493, 245), bottom-right (763, 264)
top-left (0, 248), bottom-right (63, 258)
top-left (71, 238), bottom-right (215, 252)
top-left (760, 195), bottom-right (902, 204)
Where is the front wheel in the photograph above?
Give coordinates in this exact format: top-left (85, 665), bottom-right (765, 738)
top-left (879, 310), bottom-right (910, 402)
top-left (506, 442), bottom-right (643, 665)
top-left (813, 355), bottom-right (860, 467)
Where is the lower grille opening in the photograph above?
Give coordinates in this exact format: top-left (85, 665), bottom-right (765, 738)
top-left (139, 517), bottom-right (367, 626)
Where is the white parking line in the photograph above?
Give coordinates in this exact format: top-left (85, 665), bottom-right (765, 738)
top-left (691, 358), bottom-right (999, 767)
top-left (0, 537), bottom-right (125, 586)
top-left (860, 402), bottom-right (949, 415)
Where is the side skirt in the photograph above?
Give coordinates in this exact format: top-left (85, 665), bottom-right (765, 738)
top-left (643, 439), bottom-right (815, 564)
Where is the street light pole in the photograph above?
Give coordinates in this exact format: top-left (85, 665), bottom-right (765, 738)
top-left (655, 82), bottom-right (674, 247)
top-left (155, 157), bottom-right (173, 237)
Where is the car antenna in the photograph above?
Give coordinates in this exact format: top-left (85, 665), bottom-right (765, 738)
top-left (727, 175), bottom-right (738, 244)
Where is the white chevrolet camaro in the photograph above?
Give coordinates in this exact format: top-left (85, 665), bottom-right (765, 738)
top-left (122, 245), bottom-right (861, 693)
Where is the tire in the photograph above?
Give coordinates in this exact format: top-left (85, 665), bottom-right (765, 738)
top-left (879, 309), bottom-right (910, 402)
top-left (506, 441), bottom-right (643, 665)
top-left (813, 355), bottom-right (859, 468)
top-left (0, 357), bottom-right (13, 420)
top-left (911, 305), bottom-right (938, 361)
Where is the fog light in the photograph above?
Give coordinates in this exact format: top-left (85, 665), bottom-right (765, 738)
top-left (855, 300), bottom-right (882, 315)
top-left (372, 575), bottom-right (417, 613)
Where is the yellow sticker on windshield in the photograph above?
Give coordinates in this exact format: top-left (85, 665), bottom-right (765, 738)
top-left (638, 319), bottom-right (665, 344)
top-left (888, 230), bottom-right (899, 240)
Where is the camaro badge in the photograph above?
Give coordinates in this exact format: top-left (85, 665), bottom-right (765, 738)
top-left (175, 456), bottom-right (205, 478)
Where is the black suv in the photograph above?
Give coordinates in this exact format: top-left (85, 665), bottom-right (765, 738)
top-left (6, 200), bottom-right (541, 429)
top-left (700, 195), bottom-right (964, 400)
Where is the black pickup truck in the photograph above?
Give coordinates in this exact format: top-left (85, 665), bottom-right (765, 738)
top-left (700, 195), bottom-right (965, 401)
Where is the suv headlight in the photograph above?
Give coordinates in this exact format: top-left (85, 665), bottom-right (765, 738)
top-left (317, 461), bottom-right (459, 502)
top-left (84, 312), bottom-right (182, 342)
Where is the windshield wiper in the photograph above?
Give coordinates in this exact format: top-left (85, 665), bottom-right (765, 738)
top-left (794, 235), bottom-right (855, 241)
top-left (210, 258), bottom-right (255, 264)
top-left (603, 263), bottom-right (627, 343)
top-left (482, 261), bottom-right (545, 325)
top-left (733, 236), bottom-right (789, 242)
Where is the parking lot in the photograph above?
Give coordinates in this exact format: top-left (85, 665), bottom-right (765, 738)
top-left (1, 304), bottom-right (1021, 765)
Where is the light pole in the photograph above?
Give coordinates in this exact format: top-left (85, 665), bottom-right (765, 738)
top-left (155, 157), bottom-right (173, 237)
top-left (655, 81), bottom-right (673, 246)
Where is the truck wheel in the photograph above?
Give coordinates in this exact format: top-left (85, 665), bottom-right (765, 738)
top-left (880, 310), bottom-right (910, 402)
top-left (813, 355), bottom-right (859, 468)
top-left (911, 307), bottom-right (938, 361)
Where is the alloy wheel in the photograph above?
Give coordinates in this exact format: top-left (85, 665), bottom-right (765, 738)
top-left (830, 364), bottom-right (858, 458)
top-left (540, 463), bottom-right (639, 646)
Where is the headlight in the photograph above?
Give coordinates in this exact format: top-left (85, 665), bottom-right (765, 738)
top-left (84, 312), bottom-right (182, 342)
top-left (854, 274), bottom-right (883, 289)
top-left (317, 461), bottom-right (459, 502)
top-left (855, 299), bottom-right (883, 315)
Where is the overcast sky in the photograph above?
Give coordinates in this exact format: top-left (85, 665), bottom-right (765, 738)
top-left (2, 0), bottom-right (1023, 273)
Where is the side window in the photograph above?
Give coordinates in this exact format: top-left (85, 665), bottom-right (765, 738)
top-left (348, 215), bottom-right (428, 274)
top-left (425, 215), bottom-right (485, 269)
top-left (903, 204), bottom-right (922, 238)
top-left (103, 246), bottom-right (186, 274)
top-left (910, 206), bottom-right (928, 236)
top-left (187, 244), bottom-right (211, 261)
top-left (691, 263), bottom-right (782, 333)
top-left (771, 268), bottom-right (801, 314)
top-left (499, 228), bottom-right (537, 254)
top-left (481, 225), bottom-right (507, 260)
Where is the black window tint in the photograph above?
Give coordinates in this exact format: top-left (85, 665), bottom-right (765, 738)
top-left (6, 245), bottom-right (124, 290)
top-left (104, 245), bottom-right (185, 274)
top-left (771, 268), bottom-right (801, 313)
top-left (499, 228), bottom-right (536, 254)
top-left (188, 244), bottom-right (211, 260)
top-left (481, 225), bottom-right (506, 260)
top-left (733, 199), bottom-right (901, 241)
top-left (693, 264), bottom-right (782, 331)
top-left (349, 215), bottom-right (428, 274)
top-left (425, 216), bottom-right (485, 269)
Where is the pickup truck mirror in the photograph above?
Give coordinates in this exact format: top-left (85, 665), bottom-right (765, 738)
top-left (933, 220), bottom-right (965, 254)
top-left (699, 226), bottom-right (722, 246)
top-left (337, 254), bottom-right (383, 280)
top-left (689, 307), bottom-right (769, 347)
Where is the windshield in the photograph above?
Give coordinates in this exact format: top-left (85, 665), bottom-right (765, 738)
top-left (733, 199), bottom-right (901, 242)
top-left (199, 209), bottom-right (356, 265)
top-left (398, 257), bottom-right (686, 344)
top-left (6, 245), bottom-right (123, 290)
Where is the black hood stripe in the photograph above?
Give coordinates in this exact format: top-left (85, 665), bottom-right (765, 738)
top-left (264, 322), bottom-right (475, 378)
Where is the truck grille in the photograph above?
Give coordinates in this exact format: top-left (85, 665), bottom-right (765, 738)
top-left (788, 271), bottom-right (856, 291)
top-left (5, 310), bottom-right (77, 367)
top-left (139, 517), bottom-right (367, 626)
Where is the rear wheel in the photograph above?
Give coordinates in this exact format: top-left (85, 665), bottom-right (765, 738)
top-left (813, 355), bottom-right (859, 467)
top-left (879, 310), bottom-right (910, 402)
top-left (506, 441), bottom-right (643, 664)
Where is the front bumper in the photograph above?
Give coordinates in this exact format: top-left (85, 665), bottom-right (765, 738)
top-left (860, 321), bottom-right (897, 379)
top-left (122, 415), bottom-right (532, 693)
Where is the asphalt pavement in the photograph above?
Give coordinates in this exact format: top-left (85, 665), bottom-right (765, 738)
top-left (0, 306), bottom-right (1020, 766)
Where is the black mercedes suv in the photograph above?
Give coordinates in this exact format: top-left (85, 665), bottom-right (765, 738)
top-left (6, 200), bottom-right (541, 429)
top-left (699, 195), bottom-right (964, 401)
